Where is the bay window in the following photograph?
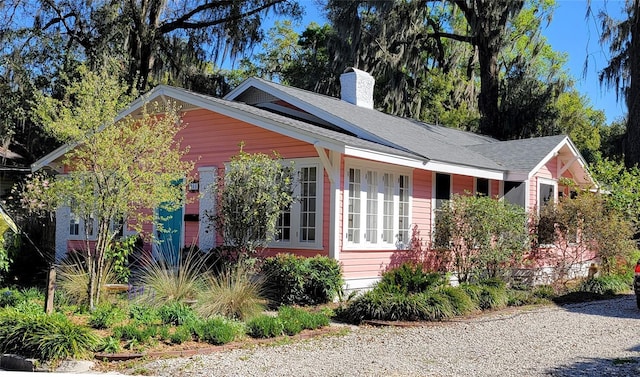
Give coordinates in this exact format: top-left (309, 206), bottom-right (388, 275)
top-left (345, 163), bottom-right (411, 249)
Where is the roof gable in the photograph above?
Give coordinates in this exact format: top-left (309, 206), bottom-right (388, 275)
top-left (32, 85), bottom-right (423, 172)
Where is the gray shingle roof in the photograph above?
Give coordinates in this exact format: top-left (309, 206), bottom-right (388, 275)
top-left (467, 135), bottom-right (568, 172)
top-left (232, 78), bottom-right (507, 171)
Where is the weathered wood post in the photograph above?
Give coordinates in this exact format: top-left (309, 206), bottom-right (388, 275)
top-left (45, 264), bottom-right (55, 314)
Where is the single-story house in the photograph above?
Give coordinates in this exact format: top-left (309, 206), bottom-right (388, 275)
top-left (33, 68), bottom-right (595, 290)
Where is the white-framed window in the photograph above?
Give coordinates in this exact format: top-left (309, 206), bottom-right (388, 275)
top-left (475, 177), bottom-right (490, 197)
top-left (537, 177), bottom-right (557, 213)
top-left (344, 161), bottom-right (412, 249)
top-left (68, 212), bottom-right (126, 240)
top-left (272, 159), bottom-right (323, 249)
top-left (69, 214), bottom-right (80, 236)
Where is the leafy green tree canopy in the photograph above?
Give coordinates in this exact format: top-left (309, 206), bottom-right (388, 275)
top-left (210, 145), bottom-right (294, 258)
top-left (22, 64), bottom-right (194, 308)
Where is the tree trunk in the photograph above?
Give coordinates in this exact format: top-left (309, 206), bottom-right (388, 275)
top-left (477, 43), bottom-right (501, 138)
top-left (625, 0), bottom-right (640, 167)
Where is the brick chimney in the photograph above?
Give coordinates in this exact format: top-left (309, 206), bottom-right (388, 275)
top-left (340, 68), bottom-right (375, 109)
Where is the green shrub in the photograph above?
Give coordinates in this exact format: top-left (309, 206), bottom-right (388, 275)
top-left (196, 265), bottom-right (266, 320)
top-left (478, 284), bottom-right (508, 310)
top-left (270, 306), bottom-right (331, 335)
top-left (158, 302), bottom-right (197, 326)
top-left (306, 257), bottom-right (344, 303)
top-left (296, 309), bottom-right (330, 330)
top-left (98, 336), bottom-right (122, 353)
top-left (262, 254), bottom-right (343, 306)
top-left (129, 304), bottom-right (160, 323)
top-left (0, 288), bottom-right (23, 307)
top-left (377, 263), bottom-right (445, 294)
top-left (532, 285), bottom-right (555, 299)
top-left (14, 300), bottom-right (44, 315)
top-left (170, 326), bottom-right (193, 344)
top-left (112, 322), bottom-right (153, 344)
top-left (246, 315), bottom-right (284, 338)
top-left (157, 326), bottom-right (170, 341)
top-left (438, 286), bottom-right (476, 315)
top-left (89, 304), bottom-right (127, 329)
top-left (578, 275), bottom-right (631, 295)
top-left (0, 308), bottom-right (98, 361)
top-left (278, 309), bottom-right (303, 335)
top-left (459, 283), bottom-right (483, 306)
top-left (192, 317), bottom-right (244, 345)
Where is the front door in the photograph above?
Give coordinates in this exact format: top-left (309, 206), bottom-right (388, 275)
top-left (156, 180), bottom-right (184, 264)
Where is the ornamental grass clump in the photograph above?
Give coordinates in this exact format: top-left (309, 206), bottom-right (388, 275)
top-left (0, 308), bottom-right (98, 361)
top-left (477, 285), bottom-right (509, 310)
top-left (196, 264), bottom-right (266, 320)
top-left (438, 286), bottom-right (477, 315)
top-left (377, 263), bottom-right (445, 294)
top-left (134, 247), bottom-right (207, 308)
top-left (57, 253), bottom-right (118, 306)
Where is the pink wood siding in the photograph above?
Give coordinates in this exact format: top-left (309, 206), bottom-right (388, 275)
top-left (179, 109), bottom-right (319, 163)
top-left (529, 157), bottom-right (558, 210)
top-left (491, 180), bottom-right (500, 198)
top-left (452, 175), bottom-right (474, 195)
top-left (341, 250), bottom-right (403, 278)
top-left (177, 108), bottom-right (329, 255)
top-left (413, 170), bottom-right (432, 243)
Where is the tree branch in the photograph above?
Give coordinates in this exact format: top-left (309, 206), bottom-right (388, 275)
top-left (158, 0), bottom-right (287, 33)
top-left (429, 30), bottom-right (474, 44)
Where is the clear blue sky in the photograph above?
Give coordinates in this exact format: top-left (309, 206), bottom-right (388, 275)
top-left (542, 0), bottom-right (627, 124)
top-left (287, 0), bottom-right (628, 125)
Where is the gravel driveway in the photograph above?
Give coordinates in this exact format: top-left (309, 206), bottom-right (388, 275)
top-left (141, 295), bottom-right (640, 377)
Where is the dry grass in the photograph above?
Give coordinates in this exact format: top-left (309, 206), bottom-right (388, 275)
top-left (56, 253), bottom-right (118, 306)
top-left (196, 265), bottom-right (267, 321)
top-left (134, 249), bottom-right (207, 308)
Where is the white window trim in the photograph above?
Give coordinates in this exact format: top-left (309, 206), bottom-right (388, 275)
top-left (431, 172), bottom-right (453, 240)
top-left (537, 177), bottom-right (558, 214)
top-left (269, 158), bottom-right (324, 250)
top-left (343, 159), bottom-right (413, 250)
top-left (68, 214), bottom-right (134, 241)
top-left (473, 177), bottom-right (491, 197)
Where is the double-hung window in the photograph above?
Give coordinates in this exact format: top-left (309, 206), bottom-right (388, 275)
top-left (345, 163), bottom-right (411, 249)
top-left (273, 160), bottom-right (323, 249)
top-left (69, 214), bottom-right (80, 236)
